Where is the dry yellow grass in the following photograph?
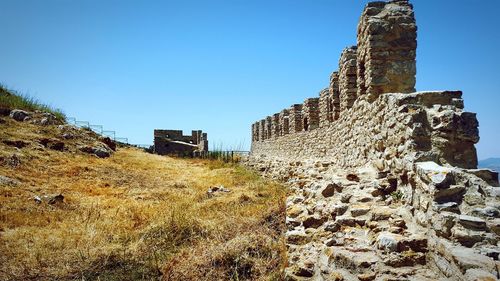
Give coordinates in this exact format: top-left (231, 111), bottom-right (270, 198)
top-left (0, 118), bottom-right (286, 280)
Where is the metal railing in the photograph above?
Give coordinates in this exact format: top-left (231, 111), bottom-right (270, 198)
top-left (67, 117), bottom-right (130, 144)
top-left (201, 150), bottom-right (250, 163)
top-left (66, 118), bottom-right (247, 162)
top-left (134, 144), bottom-right (152, 149)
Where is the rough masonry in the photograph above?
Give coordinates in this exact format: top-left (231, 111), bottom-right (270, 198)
top-left (247, 1), bottom-right (500, 280)
top-left (154, 129), bottom-right (208, 156)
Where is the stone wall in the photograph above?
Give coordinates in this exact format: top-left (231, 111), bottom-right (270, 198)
top-left (265, 116), bottom-right (272, 139)
top-left (329, 72), bottom-right (340, 122)
top-left (252, 90), bottom-right (478, 170)
top-left (302, 98), bottom-right (320, 131)
top-left (339, 46), bottom-right (358, 111)
top-left (258, 119), bottom-right (265, 141)
top-left (250, 0), bottom-right (475, 170)
top-left (154, 129), bottom-right (208, 156)
top-left (289, 104), bottom-right (303, 133)
top-left (319, 88), bottom-right (333, 127)
top-left (248, 1), bottom-right (500, 280)
top-left (356, 0), bottom-right (417, 101)
top-left (279, 109), bottom-right (289, 136)
top-left (272, 113), bottom-right (280, 139)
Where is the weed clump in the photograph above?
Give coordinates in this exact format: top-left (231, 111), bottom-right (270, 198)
top-left (163, 233), bottom-right (284, 281)
top-left (0, 84), bottom-right (66, 120)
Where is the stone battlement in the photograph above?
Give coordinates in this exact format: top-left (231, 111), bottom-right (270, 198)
top-left (248, 1), bottom-right (500, 280)
top-left (252, 90), bottom-right (478, 170)
top-left (251, 0), bottom-right (478, 170)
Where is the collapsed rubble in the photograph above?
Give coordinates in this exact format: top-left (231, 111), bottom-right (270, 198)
top-left (246, 158), bottom-right (499, 280)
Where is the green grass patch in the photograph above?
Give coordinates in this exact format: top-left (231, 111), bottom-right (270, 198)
top-left (0, 84), bottom-right (66, 120)
top-left (204, 142), bottom-right (248, 163)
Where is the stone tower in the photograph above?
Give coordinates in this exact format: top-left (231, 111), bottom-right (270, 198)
top-left (356, 0), bottom-right (417, 101)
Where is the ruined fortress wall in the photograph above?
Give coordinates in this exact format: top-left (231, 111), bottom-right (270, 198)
top-left (250, 0), bottom-right (478, 170)
top-left (338, 46), bottom-right (358, 111)
top-left (247, 2), bottom-right (500, 280)
top-left (247, 1), bottom-right (500, 280)
top-left (154, 129), bottom-right (208, 155)
top-left (252, 90), bottom-right (478, 170)
top-left (356, 0), bottom-right (417, 101)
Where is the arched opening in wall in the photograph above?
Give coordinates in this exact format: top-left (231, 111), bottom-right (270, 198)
top-left (303, 117), bottom-right (309, 131)
top-left (358, 59), bottom-right (367, 96)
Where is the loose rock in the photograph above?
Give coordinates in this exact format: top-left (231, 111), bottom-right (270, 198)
top-left (9, 109), bottom-right (30, 121)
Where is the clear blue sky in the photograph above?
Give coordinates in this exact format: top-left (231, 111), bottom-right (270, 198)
top-left (1, 0), bottom-right (498, 159)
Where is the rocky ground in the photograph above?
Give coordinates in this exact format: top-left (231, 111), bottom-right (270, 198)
top-left (2, 108), bottom-right (116, 160)
top-left (246, 157), bottom-right (500, 281)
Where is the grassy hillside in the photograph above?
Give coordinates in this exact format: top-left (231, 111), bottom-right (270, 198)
top-left (0, 116), bottom-right (286, 280)
top-left (0, 85), bottom-right (65, 120)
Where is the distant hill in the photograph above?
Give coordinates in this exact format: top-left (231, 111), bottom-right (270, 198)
top-left (479, 158), bottom-right (500, 172)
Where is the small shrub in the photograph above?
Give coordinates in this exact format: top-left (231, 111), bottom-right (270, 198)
top-left (390, 190), bottom-right (404, 202)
